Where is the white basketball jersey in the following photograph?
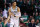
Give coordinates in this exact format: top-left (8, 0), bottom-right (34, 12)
top-left (11, 6), bottom-right (18, 19)
top-left (11, 6), bottom-right (17, 15)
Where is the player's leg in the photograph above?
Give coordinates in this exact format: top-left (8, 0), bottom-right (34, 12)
top-left (10, 18), bottom-right (14, 27)
top-left (10, 24), bottom-right (14, 27)
top-left (14, 19), bottom-right (19, 27)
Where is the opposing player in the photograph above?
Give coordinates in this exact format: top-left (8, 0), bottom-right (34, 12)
top-left (8, 1), bottom-right (21, 27)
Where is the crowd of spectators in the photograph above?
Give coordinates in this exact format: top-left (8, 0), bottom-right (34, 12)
top-left (0, 0), bottom-right (40, 27)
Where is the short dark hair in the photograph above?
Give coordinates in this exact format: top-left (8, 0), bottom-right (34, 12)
top-left (11, 1), bottom-right (17, 5)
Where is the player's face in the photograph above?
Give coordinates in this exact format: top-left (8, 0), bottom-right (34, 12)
top-left (13, 2), bottom-right (16, 6)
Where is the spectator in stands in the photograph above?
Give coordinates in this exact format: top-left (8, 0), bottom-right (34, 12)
top-left (19, 17), bottom-right (26, 27)
top-left (22, 12), bottom-right (29, 23)
top-left (35, 3), bottom-right (38, 9)
top-left (33, 12), bottom-right (35, 18)
top-left (29, 15), bottom-right (34, 22)
top-left (38, 13), bottom-right (40, 23)
top-left (35, 3), bottom-right (38, 12)
top-left (7, 19), bottom-right (10, 27)
top-left (0, 17), bottom-right (7, 27)
top-left (8, 3), bottom-right (11, 10)
top-left (35, 12), bottom-right (39, 21)
top-left (28, 19), bottom-right (36, 27)
top-left (24, 20), bottom-right (30, 27)
top-left (33, 12), bottom-right (35, 16)
top-left (18, 0), bottom-right (23, 7)
top-left (35, 19), bottom-right (39, 25)
top-left (9, 3), bottom-right (11, 8)
top-left (1, 16), bottom-right (10, 27)
top-left (3, 5), bottom-right (8, 18)
top-left (3, 18), bottom-right (8, 27)
top-left (27, 0), bottom-right (30, 5)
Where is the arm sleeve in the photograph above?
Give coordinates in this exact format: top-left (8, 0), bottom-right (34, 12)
top-left (15, 12), bottom-right (21, 17)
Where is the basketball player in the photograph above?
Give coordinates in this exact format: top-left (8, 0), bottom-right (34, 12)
top-left (8, 1), bottom-right (21, 27)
